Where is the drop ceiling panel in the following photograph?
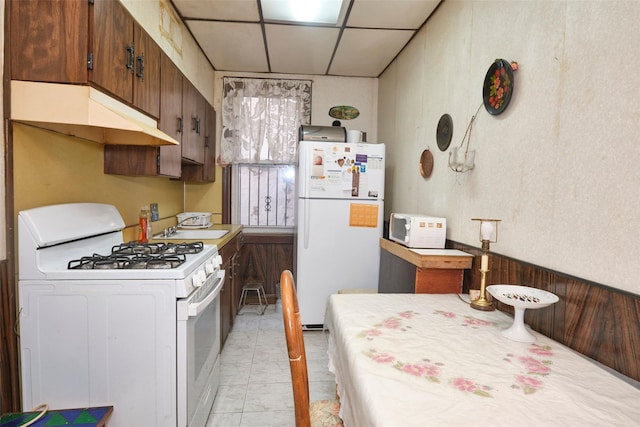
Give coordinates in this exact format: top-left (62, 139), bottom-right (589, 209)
top-left (171, 0), bottom-right (440, 77)
top-left (330, 28), bottom-right (414, 77)
top-left (173, 0), bottom-right (259, 21)
top-left (348, 1), bottom-right (440, 29)
top-left (266, 24), bottom-right (340, 75)
top-left (186, 21), bottom-right (268, 72)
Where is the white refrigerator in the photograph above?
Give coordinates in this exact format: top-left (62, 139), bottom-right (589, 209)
top-left (295, 140), bottom-right (385, 327)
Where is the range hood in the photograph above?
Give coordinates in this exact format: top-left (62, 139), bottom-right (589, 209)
top-left (10, 80), bottom-right (179, 146)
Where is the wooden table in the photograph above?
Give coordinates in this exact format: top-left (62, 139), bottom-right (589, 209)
top-left (325, 293), bottom-right (640, 427)
top-left (378, 238), bottom-right (472, 293)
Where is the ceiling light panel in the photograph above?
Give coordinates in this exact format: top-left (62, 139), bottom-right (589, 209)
top-left (261, 0), bottom-right (344, 25)
top-left (186, 21), bottom-right (269, 72)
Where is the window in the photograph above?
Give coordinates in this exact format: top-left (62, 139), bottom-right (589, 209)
top-left (233, 164), bottom-right (296, 228)
top-left (221, 78), bottom-right (311, 232)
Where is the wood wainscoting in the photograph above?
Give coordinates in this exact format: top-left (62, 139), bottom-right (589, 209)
top-left (448, 241), bottom-right (640, 383)
top-left (239, 233), bottom-right (295, 304)
top-left (1, 258), bottom-right (21, 412)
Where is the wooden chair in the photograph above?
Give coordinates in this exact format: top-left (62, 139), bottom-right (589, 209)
top-left (280, 270), bottom-right (343, 427)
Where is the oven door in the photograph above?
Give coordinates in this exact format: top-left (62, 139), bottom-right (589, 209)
top-left (177, 269), bottom-right (225, 427)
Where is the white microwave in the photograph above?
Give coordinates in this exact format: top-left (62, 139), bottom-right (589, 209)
top-left (389, 213), bottom-right (446, 248)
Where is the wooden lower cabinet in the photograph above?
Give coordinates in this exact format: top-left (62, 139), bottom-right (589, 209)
top-left (220, 232), bottom-right (243, 349)
top-left (378, 239), bottom-right (472, 294)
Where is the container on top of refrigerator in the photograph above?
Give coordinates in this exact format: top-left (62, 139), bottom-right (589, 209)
top-left (299, 125), bottom-right (346, 142)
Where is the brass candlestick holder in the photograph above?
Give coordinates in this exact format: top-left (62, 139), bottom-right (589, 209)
top-left (470, 218), bottom-right (500, 311)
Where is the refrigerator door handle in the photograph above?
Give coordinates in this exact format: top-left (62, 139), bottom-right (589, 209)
top-left (303, 198), bottom-right (311, 249)
top-left (298, 142), bottom-right (309, 198)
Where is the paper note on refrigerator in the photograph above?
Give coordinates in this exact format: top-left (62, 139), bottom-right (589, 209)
top-left (349, 204), bottom-right (379, 227)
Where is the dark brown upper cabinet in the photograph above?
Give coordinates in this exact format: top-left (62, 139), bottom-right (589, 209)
top-left (10, 0), bottom-right (160, 119)
top-left (181, 78), bottom-right (206, 165)
top-left (182, 101), bottom-right (216, 182)
top-left (10, 0), bottom-right (90, 84)
top-left (104, 51), bottom-right (182, 178)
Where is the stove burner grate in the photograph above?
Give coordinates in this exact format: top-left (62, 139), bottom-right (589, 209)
top-left (111, 241), bottom-right (204, 256)
top-left (127, 254), bottom-right (186, 269)
top-left (68, 241), bottom-right (203, 270)
top-left (68, 254), bottom-right (131, 270)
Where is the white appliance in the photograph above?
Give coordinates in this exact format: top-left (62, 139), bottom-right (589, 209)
top-left (18, 203), bottom-right (224, 427)
top-left (389, 213), bottom-right (447, 248)
top-left (296, 139), bottom-right (385, 327)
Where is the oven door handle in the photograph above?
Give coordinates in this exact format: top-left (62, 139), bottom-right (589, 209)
top-left (186, 270), bottom-right (225, 318)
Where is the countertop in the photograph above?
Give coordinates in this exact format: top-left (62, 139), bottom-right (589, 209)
top-left (151, 224), bottom-right (243, 249)
top-left (379, 238), bottom-right (473, 269)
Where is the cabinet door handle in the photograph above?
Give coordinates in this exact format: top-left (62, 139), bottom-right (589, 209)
top-left (136, 53), bottom-right (145, 79)
top-left (192, 116), bottom-right (203, 135)
top-left (126, 44), bottom-right (135, 72)
top-left (177, 117), bottom-right (183, 134)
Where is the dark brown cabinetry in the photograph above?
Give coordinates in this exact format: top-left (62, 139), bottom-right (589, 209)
top-left (220, 232), bottom-right (243, 348)
top-left (11, 0), bottom-right (160, 119)
top-left (105, 55), bottom-right (213, 179)
top-left (104, 53), bottom-right (215, 182)
top-left (104, 51), bottom-right (182, 177)
top-left (182, 102), bottom-right (216, 182)
top-left (132, 24), bottom-right (161, 118)
top-left (91, 0), bottom-right (134, 106)
top-left (10, 0), bottom-right (90, 84)
top-left (11, 0), bottom-right (212, 178)
top-left (181, 78), bottom-right (206, 165)
top-left (157, 52), bottom-right (183, 177)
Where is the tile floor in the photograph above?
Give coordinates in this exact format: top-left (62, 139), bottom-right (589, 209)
top-left (206, 304), bottom-right (336, 426)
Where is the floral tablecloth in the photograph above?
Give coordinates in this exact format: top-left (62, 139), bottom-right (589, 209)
top-left (325, 293), bottom-right (640, 427)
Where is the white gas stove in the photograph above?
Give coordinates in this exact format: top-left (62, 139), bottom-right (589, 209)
top-left (18, 203), bottom-right (223, 427)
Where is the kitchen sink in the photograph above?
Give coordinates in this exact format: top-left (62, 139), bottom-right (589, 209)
top-left (157, 229), bottom-right (230, 240)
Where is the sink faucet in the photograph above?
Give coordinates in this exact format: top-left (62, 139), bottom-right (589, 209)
top-left (162, 216), bottom-right (200, 237)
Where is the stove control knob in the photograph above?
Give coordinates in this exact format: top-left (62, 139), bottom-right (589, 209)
top-left (198, 270), bottom-right (207, 283)
top-left (205, 261), bottom-right (215, 275)
top-left (192, 274), bottom-right (203, 288)
top-left (216, 255), bottom-right (223, 266)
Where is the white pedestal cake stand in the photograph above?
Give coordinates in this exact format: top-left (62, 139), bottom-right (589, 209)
top-left (487, 285), bottom-right (559, 343)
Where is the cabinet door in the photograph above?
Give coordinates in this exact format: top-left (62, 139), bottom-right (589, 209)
top-left (181, 102), bottom-right (216, 182)
top-left (91, 0), bottom-right (134, 104)
top-left (104, 145), bottom-right (159, 176)
top-left (220, 233), bottom-right (242, 348)
top-left (133, 23), bottom-right (160, 118)
top-left (181, 78), bottom-right (206, 164)
top-left (203, 102), bottom-right (217, 182)
top-left (220, 256), bottom-right (233, 349)
top-left (10, 0), bottom-right (89, 83)
top-left (157, 53), bottom-right (183, 177)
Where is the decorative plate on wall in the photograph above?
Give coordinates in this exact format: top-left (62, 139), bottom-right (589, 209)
top-left (329, 105), bottom-right (360, 120)
top-left (482, 59), bottom-right (514, 115)
top-left (419, 149), bottom-right (434, 178)
top-left (436, 114), bottom-right (453, 151)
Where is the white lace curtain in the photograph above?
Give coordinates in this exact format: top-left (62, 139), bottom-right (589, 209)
top-left (221, 77), bottom-right (312, 164)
